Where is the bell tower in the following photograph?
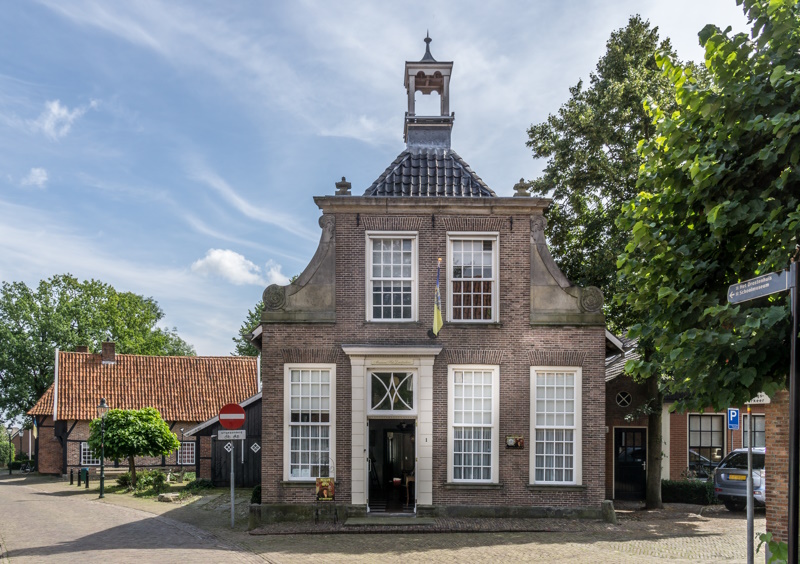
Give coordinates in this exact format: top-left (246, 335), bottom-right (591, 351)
top-left (404, 33), bottom-right (454, 149)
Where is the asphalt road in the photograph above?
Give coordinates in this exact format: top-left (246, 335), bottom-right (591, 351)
top-left (0, 475), bottom-right (260, 564)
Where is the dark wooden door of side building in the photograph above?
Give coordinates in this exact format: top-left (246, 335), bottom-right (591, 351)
top-left (211, 436), bottom-right (262, 488)
top-left (614, 427), bottom-right (646, 500)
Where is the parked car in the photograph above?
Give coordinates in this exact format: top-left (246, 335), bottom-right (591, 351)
top-left (713, 447), bottom-right (766, 512)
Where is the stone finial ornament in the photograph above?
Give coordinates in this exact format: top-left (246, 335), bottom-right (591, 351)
top-left (263, 284), bottom-right (286, 311)
top-left (513, 178), bottom-right (530, 197)
top-left (335, 177), bottom-right (351, 195)
top-left (531, 215), bottom-right (547, 233)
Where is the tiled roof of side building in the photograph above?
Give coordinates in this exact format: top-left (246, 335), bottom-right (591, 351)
top-left (364, 148), bottom-right (496, 197)
top-left (28, 352), bottom-right (258, 422)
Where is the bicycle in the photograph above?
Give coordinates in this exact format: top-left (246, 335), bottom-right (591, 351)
top-left (20, 460), bottom-right (36, 473)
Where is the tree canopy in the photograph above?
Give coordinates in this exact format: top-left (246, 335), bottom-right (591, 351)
top-left (527, 15), bottom-right (695, 332)
top-left (232, 300), bottom-right (263, 357)
top-left (88, 407), bottom-right (180, 486)
top-left (0, 274), bottom-right (195, 419)
top-left (617, 0), bottom-right (800, 411)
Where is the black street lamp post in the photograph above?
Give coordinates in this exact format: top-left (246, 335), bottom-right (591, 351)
top-left (97, 398), bottom-right (110, 498)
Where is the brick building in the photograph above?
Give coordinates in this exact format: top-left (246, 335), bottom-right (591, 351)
top-left (27, 342), bottom-right (258, 477)
top-left (252, 37), bottom-right (609, 521)
top-left (605, 340), bottom-right (768, 500)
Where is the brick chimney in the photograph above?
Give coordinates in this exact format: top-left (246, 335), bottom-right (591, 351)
top-left (101, 342), bottom-right (116, 365)
top-left (75, 345), bottom-right (88, 353)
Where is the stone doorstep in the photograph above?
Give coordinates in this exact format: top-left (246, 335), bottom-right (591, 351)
top-left (344, 517), bottom-right (436, 527)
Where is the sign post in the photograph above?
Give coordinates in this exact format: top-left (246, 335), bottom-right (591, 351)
top-left (727, 263), bottom-right (797, 561)
top-left (219, 403), bottom-right (245, 529)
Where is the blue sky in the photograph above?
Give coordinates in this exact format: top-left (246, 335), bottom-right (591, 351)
top-left (0, 1), bottom-right (749, 355)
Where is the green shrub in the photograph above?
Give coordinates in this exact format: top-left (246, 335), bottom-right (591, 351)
top-left (184, 478), bottom-right (214, 493)
top-left (151, 470), bottom-right (168, 493)
top-left (133, 469), bottom-right (167, 492)
top-left (15, 452), bottom-right (31, 461)
top-left (251, 485), bottom-right (261, 504)
top-left (8, 461), bottom-right (22, 471)
top-left (661, 479), bottom-right (716, 504)
top-left (116, 472), bottom-right (133, 489)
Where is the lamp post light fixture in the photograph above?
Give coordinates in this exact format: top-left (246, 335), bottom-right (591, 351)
top-left (97, 398), bottom-right (110, 499)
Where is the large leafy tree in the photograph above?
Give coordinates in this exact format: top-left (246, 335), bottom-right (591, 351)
top-left (527, 15), bottom-right (689, 508)
top-left (0, 274), bottom-right (195, 419)
top-left (618, 0), bottom-right (800, 411)
top-left (0, 428), bottom-right (13, 467)
top-left (88, 407), bottom-right (180, 487)
top-left (527, 15), bottom-right (692, 334)
top-left (232, 300), bottom-right (263, 357)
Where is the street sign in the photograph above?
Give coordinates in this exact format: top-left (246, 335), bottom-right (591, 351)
top-left (727, 270), bottom-right (789, 304)
top-left (746, 392), bottom-right (771, 405)
top-left (728, 407), bottom-right (740, 430)
top-left (219, 403), bottom-right (245, 430)
top-left (218, 429), bottom-right (245, 440)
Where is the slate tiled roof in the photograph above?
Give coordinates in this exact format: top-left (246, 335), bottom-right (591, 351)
top-left (28, 352), bottom-right (258, 422)
top-left (364, 148), bottom-right (496, 197)
top-left (605, 336), bottom-right (640, 382)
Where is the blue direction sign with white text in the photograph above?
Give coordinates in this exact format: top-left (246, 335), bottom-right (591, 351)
top-left (728, 407), bottom-right (740, 430)
top-left (727, 270), bottom-right (789, 304)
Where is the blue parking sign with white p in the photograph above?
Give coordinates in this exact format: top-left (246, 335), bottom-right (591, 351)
top-left (727, 407), bottom-right (740, 430)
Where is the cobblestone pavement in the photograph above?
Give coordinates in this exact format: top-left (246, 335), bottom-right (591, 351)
top-left (0, 474), bottom-right (261, 563)
top-left (0, 474), bottom-right (767, 563)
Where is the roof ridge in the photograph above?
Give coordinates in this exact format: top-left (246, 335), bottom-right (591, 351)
top-left (449, 150), bottom-right (495, 196)
top-left (364, 150), bottom-right (411, 195)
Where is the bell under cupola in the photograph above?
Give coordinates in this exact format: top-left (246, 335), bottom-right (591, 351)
top-left (404, 33), bottom-right (454, 149)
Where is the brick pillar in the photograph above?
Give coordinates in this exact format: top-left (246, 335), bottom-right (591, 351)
top-left (766, 390), bottom-right (790, 543)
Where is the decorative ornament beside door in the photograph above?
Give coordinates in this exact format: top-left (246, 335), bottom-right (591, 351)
top-left (616, 391), bottom-right (632, 407)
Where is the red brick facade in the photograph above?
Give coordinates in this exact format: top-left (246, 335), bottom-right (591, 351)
top-left (765, 389), bottom-right (789, 543)
top-left (260, 206), bottom-right (607, 515)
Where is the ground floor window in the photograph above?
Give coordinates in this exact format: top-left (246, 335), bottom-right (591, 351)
top-left (530, 367), bottom-right (582, 485)
top-left (284, 364), bottom-right (336, 480)
top-left (447, 365), bottom-right (499, 483)
top-left (688, 414), bottom-right (724, 468)
top-left (80, 442), bottom-right (100, 466)
top-left (177, 441), bottom-right (195, 465)
top-left (742, 414), bottom-right (766, 448)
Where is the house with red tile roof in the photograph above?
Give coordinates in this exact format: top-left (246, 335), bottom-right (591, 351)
top-left (28, 342), bottom-right (258, 478)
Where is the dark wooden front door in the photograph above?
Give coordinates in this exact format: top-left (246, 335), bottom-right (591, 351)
top-left (614, 428), bottom-right (646, 500)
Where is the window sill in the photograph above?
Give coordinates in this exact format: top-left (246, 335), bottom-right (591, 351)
top-left (444, 482), bottom-right (503, 490)
top-left (280, 480), bottom-right (339, 488)
top-left (526, 484), bottom-right (586, 492)
top-left (364, 321), bottom-right (422, 326)
top-left (445, 322), bottom-right (502, 328)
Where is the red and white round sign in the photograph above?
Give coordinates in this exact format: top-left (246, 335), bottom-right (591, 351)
top-left (219, 403), bottom-right (245, 430)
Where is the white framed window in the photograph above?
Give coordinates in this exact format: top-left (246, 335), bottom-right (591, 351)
top-left (366, 232), bottom-right (418, 321)
top-left (368, 371), bottom-right (417, 416)
top-left (177, 441), bottom-right (196, 465)
top-left (530, 367), bottom-right (582, 485)
top-left (283, 364), bottom-right (336, 481)
top-left (447, 233), bottom-right (499, 323)
top-left (742, 414), bottom-right (766, 448)
top-left (80, 442), bottom-right (101, 466)
top-left (447, 365), bottom-right (500, 483)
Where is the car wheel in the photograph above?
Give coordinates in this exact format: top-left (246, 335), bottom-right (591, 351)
top-left (724, 499), bottom-right (746, 512)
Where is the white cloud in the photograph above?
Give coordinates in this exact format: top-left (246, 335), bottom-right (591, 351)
top-left (20, 167), bottom-right (48, 188)
top-left (265, 259), bottom-right (291, 285)
top-left (186, 160), bottom-right (318, 242)
top-left (31, 99), bottom-right (96, 140)
top-left (319, 115), bottom-right (397, 145)
top-left (191, 248), bottom-right (265, 285)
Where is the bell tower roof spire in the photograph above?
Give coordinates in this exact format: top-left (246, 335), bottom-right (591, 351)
top-left (421, 30), bottom-right (436, 62)
top-left (403, 34), bottom-right (454, 148)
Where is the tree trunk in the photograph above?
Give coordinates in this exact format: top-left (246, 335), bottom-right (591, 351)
top-left (128, 455), bottom-right (137, 488)
top-left (646, 374), bottom-right (663, 509)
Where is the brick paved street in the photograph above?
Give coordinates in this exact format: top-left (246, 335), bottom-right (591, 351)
top-left (0, 474), bottom-right (767, 563)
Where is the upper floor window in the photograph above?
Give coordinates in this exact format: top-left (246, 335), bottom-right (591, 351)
top-left (366, 233), bottom-right (418, 321)
top-left (447, 233), bottom-right (499, 323)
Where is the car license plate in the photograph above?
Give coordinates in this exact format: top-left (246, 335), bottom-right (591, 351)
top-left (728, 474), bottom-right (747, 481)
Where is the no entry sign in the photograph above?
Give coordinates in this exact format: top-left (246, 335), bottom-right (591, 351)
top-left (219, 403), bottom-right (245, 430)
